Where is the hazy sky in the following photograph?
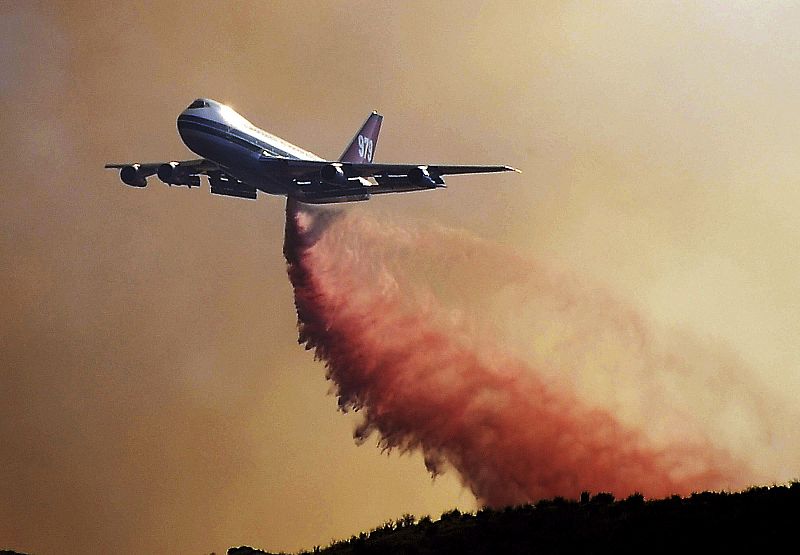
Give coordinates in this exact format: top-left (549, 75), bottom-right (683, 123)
top-left (3, 2), bottom-right (800, 554)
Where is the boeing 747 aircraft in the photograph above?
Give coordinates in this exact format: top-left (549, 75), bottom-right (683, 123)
top-left (106, 98), bottom-right (518, 204)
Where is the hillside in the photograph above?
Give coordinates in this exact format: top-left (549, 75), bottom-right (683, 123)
top-left (229, 483), bottom-right (799, 554)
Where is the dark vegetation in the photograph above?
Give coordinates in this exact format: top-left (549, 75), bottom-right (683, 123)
top-left (229, 483), bottom-right (800, 555)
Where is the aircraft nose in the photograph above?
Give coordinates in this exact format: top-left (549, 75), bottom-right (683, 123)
top-left (186, 99), bottom-right (210, 110)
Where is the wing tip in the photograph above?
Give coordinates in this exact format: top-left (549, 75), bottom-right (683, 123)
top-left (505, 165), bottom-right (522, 173)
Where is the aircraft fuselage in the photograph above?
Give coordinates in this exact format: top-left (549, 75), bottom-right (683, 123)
top-left (176, 99), bottom-right (323, 196)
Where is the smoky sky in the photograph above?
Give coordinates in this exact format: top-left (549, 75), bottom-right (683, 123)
top-left (3, 2), bottom-right (800, 554)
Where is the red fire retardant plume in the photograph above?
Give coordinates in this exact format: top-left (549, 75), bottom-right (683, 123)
top-left (283, 200), bottom-right (743, 507)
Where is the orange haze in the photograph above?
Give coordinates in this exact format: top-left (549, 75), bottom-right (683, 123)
top-left (284, 202), bottom-right (749, 505)
top-left (3, 2), bottom-right (800, 554)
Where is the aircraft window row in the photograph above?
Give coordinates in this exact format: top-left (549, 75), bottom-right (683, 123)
top-left (188, 100), bottom-right (209, 109)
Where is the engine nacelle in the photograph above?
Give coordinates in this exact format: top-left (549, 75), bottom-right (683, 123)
top-left (119, 164), bottom-right (147, 188)
top-left (320, 163), bottom-right (349, 187)
top-left (408, 166), bottom-right (438, 188)
top-left (157, 162), bottom-right (201, 187)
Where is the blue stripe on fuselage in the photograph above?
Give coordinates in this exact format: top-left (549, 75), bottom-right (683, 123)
top-left (177, 115), bottom-right (298, 160)
top-left (177, 114), bottom-right (297, 195)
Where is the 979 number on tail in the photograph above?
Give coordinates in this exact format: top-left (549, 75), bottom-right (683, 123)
top-left (358, 134), bottom-right (374, 162)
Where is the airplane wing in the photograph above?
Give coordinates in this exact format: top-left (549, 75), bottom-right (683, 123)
top-left (353, 163), bottom-right (519, 177)
top-left (104, 159), bottom-right (217, 171)
top-left (108, 157), bottom-right (517, 203)
top-left (270, 159), bottom-right (519, 179)
top-left (105, 158), bottom-right (227, 188)
top-left (261, 158), bottom-right (519, 200)
top-left (105, 158), bottom-right (217, 176)
top-left (105, 158), bottom-right (258, 199)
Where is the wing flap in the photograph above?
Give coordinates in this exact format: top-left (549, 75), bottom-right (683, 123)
top-left (274, 159), bottom-right (519, 178)
top-left (104, 159), bottom-right (216, 173)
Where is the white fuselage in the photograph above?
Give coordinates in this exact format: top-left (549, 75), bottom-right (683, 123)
top-left (176, 98), bottom-right (324, 195)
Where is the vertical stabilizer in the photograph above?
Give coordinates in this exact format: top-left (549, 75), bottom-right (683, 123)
top-left (339, 111), bottom-right (383, 163)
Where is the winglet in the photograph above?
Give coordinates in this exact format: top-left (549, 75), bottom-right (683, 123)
top-left (339, 111), bottom-right (383, 163)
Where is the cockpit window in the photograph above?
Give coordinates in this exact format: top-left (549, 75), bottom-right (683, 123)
top-left (188, 99), bottom-right (208, 109)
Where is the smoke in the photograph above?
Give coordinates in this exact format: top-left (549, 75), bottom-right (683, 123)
top-left (5, 2), bottom-right (800, 553)
top-left (282, 200), bottom-right (787, 506)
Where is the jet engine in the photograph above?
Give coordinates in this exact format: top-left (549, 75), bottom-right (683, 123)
top-left (320, 163), bottom-right (349, 187)
top-left (408, 166), bottom-right (439, 188)
top-left (119, 164), bottom-right (148, 188)
top-left (157, 162), bottom-right (201, 187)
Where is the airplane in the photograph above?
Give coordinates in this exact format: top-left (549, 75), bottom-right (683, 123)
top-left (106, 98), bottom-right (519, 204)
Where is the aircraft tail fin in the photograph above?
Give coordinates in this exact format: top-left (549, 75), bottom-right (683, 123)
top-left (339, 111), bottom-right (383, 163)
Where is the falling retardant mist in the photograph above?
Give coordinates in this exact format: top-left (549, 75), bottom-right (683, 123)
top-left (283, 199), bottom-right (767, 507)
